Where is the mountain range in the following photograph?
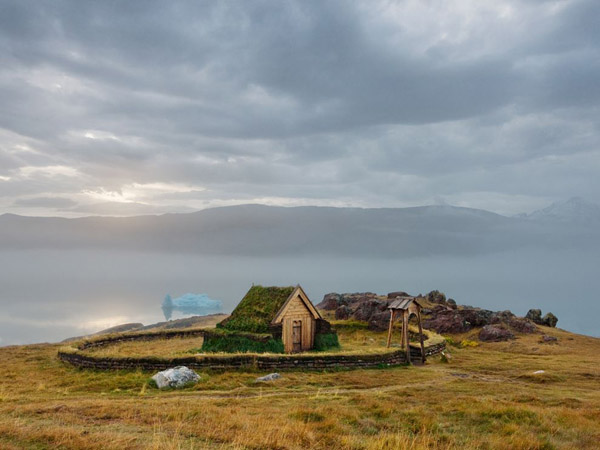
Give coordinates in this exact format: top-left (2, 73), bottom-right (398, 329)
top-left (0, 198), bottom-right (598, 258)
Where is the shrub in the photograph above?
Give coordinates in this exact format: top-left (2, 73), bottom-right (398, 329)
top-left (313, 332), bottom-right (340, 351)
top-left (445, 336), bottom-right (458, 347)
top-left (460, 340), bottom-right (479, 348)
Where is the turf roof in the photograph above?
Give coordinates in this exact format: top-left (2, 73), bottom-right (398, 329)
top-left (218, 285), bottom-right (296, 333)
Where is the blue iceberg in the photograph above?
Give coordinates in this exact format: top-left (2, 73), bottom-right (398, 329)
top-left (162, 293), bottom-right (222, 320)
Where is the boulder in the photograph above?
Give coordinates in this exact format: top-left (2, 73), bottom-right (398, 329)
top-left (424, 310), bottom-right (470, 333)
top-left (446, 299), bottom-right (457, 309)
top-left (525, 309), bottom-right (543, 324)
top-left (426, 290), bottom-right (446, 304)
top-left (542, 312), bottom-right (558, 328)
top-left (368, 311), bottom-right (391, 331)
top-left (479, 325), bottom-right (514, 342)
top-left (335, 305), bottom-right (351, 320)
top-left (353, 300), bottom-right (379, 322)
top-left (317, 293), bottom-right (341, 310)
top-left (152, 366), bottom-right (200, 389)
top-left (541, 334), bottom-right (558, 343)
top-left (508, 318), bottom-right (537, 334)
top-left (387, 291), bottom-right (410, 299)
top-left (256, 373), bottom-right (281, 382)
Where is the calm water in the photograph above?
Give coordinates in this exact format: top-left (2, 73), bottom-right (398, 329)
top-left (0, 248), bottom-right (598, 346)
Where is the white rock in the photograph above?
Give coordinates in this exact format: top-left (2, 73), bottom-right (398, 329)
top-left (533, 370), bottom-right (545, 374)
top-left (152, 366), bottom-right (200, 389)
top-left (255, 373), bottom-right (282, 382)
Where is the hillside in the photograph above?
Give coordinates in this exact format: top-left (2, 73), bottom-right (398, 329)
top-left (1, 203), bottom-right (598, 257)
top-left (0, 321), bottom-right (599, 449)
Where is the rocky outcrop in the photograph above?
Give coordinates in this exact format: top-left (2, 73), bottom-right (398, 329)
top-left (427, 290), bottom-right (447, 304)
top-left (387, 291), bottom-right (410, 299)
top-left (526, 309), bottom-right (558, 327)
top-left (320, 290), bottom-right (547, 338)
top-left (479, 325), bottom-right (515, 342)
top-left (542, 312), bottom-right (558, 328)
top-left (368, 311), bottom-right (391, 331)
top-left (526, 309), bottom-right (542, 323)
top-left (318, 293), bottom-right (342, 310)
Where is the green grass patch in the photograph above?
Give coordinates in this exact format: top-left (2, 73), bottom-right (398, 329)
top-left (217, 285), bottom-right (295, 333)
top-left (201, 335), bottom-right (284, 353)
top-left (314, 333), bottom-right (340, 351)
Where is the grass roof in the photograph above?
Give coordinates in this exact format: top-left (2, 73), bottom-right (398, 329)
top-left (218, 285), bottom-right (296, 333)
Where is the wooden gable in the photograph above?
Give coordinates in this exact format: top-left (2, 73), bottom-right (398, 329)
top-left (272, 285), bottom-right (321, 325)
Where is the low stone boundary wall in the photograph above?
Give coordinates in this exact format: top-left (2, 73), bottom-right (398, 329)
top-left (77, 328), bottom-right (270, 350)
top-left (58, 349), bottom-right (411, 371)
top-left (58, 328), bottom-right (445, 371)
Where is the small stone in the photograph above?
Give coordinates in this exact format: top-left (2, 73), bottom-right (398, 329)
top-left (533, 370), bottom-right (545, 374)
top-left (255, 373), bottom-right (282, 382)
top-left (541, 334), bottom-right (558, 343)
top-left (151, 366), bottom-right (200, 389)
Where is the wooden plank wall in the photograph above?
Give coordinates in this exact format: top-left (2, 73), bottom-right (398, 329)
top-left (281, 295), bottom-right (315, 353)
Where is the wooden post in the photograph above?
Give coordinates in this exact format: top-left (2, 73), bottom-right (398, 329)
top-left (399, 310), bottom-right (405, 350)
top-left (386, 310), bottom-right (395, 348)
top-left (417, 308), bottom-right (426, 363)
top-left (404, 311), bottom-right (411, 364)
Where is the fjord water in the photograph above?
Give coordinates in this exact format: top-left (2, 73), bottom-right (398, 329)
top-left (1, 247), bottom-right (598, 346)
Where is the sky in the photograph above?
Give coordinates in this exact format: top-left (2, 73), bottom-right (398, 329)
top-left (1, 0), bottom-right (599, 217)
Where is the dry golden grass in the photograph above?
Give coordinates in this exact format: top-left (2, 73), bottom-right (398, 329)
top-left (84, 336), bottom-right (207, 358)
top-left (80, 324), bottom-right (442, 359)
top-left (0, 326), bottom-right (599, 449)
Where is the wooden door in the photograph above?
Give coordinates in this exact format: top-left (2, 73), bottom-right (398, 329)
top-left (292, 320), bottom-right (302, 353)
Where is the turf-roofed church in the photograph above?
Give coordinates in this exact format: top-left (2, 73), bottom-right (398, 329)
top-left (218, 285), bottom-right (333, 353)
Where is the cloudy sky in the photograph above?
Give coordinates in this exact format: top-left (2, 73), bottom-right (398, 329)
top-left (1, 0), bottom-right (599, 217)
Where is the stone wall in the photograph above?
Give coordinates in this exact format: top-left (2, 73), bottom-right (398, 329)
top-left (59, 328), bottom-right (446, 371)
top-left (59, 348), bottom-right (412, 371)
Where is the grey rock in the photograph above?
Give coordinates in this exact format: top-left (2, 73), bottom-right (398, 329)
top-left (542, 312), bottom-right (558, 328)
top-left (335, 305), bottom-right (351, 320)
top-left (541, 334), bottom-right (558, 343)
top-left (509, 317), bottom-right (537, 334)
top-left (427, 290), bottom-right (446, 304)
top-left (387, 291), bottom-right (410, 299)
top-left (255, 373), bottom-right (281, 382)
top-left (368, 311), bottom-right (391, 331)
top-left (317, 293), bottom-right (341, 310)
top-left (151, 366), bottom-right (200, 389)
top-left (479, 325), bottom-right (515, 342)
top-left (525, 309), bottom-right (543, 324)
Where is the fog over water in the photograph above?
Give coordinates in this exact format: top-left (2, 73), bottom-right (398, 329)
top-left (1, 246), bottom-right (598, 346)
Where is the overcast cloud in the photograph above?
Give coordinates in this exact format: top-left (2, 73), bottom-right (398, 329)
top-left (0, 0), bottom-right (599, 217)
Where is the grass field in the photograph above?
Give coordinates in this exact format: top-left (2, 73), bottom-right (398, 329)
top-left (0, 326), bottom-right (599, 449)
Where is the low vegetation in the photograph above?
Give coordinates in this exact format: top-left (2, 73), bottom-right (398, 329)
top-left (218, 285), bottom-right (295, 333)
top-left (0, 324), bottom-right (599, 449)
top-left (201, 334), bottom-right (285, 354)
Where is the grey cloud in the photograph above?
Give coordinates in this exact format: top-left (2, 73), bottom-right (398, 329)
top-left (13, 196), bottom-right (78, 209)
top-left (0, 0), bottom-right (599, 216)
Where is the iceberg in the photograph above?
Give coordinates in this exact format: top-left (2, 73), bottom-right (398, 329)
top-left (162, 293), bottom-right (222, 320)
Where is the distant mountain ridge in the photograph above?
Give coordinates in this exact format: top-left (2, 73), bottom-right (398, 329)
top-left (523, 197), bottom-right (600, 224)
top-left (0, 202), bottom-right (598, 257)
